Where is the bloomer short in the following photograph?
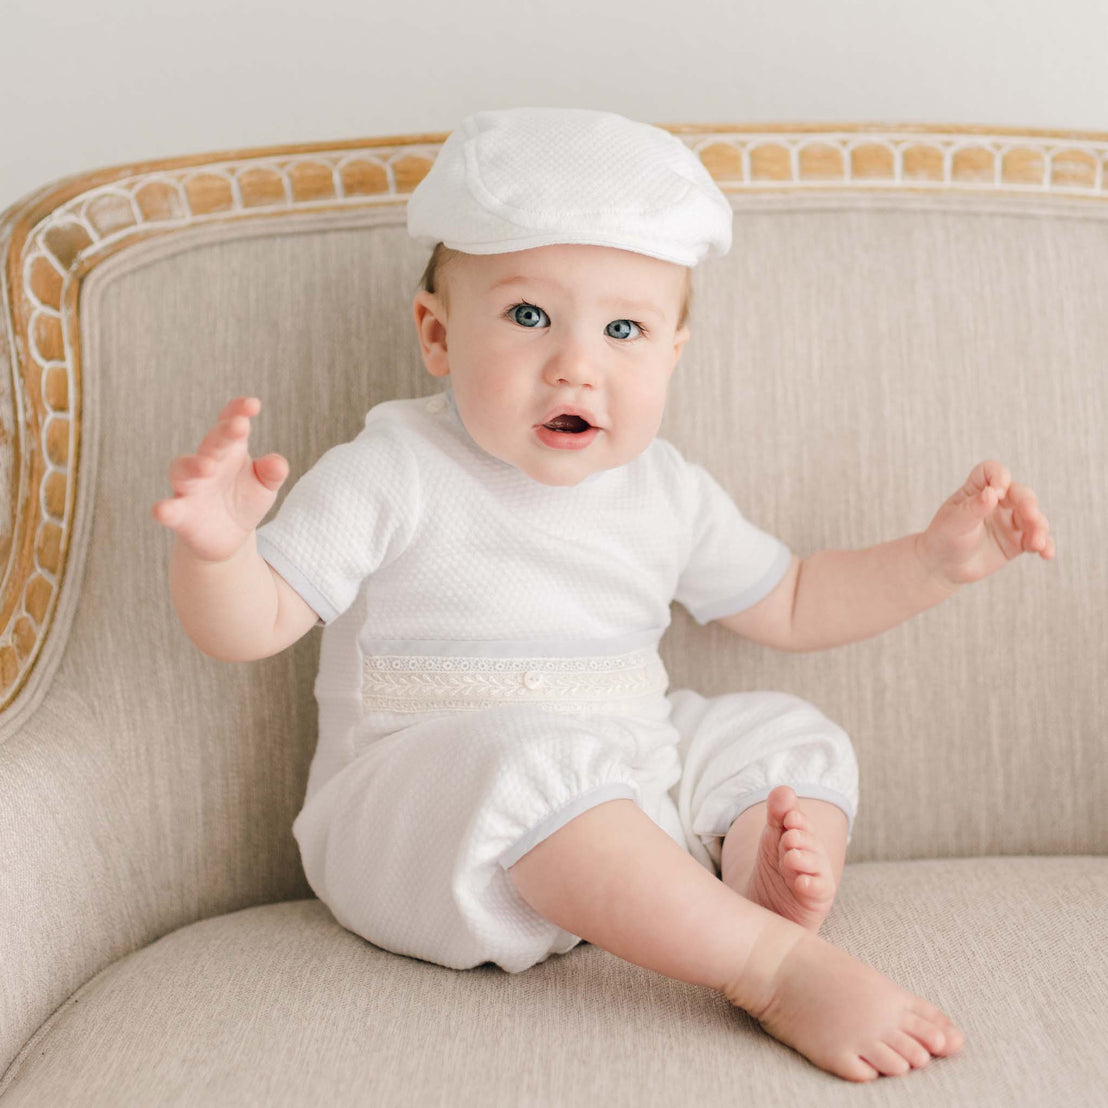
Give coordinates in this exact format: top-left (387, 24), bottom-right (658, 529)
top-left (292, 645), bottom-right (859, 975)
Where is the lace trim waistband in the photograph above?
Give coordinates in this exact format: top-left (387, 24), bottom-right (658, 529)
top-left (361, 646), bottom-right (669, 713)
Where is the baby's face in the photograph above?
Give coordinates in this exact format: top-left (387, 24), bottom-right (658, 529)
top-left (413, 244), bottom-right (691, 486)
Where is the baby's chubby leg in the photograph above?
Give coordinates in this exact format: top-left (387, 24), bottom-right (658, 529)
top-left (507, 798), bottom-right (963, 1082)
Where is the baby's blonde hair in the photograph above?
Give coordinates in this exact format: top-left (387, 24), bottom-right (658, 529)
top-left (418, 242), bottom-right (692, 332)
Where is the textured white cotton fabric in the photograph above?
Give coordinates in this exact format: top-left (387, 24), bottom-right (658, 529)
top-left (254, 387), bottom-right (858, 971)
top-left (255, 386), bottom-right (792, 646)
top-left (405, 107), bottom-right (733, 266)
top-left (288, 687), bottom-right (857, 973)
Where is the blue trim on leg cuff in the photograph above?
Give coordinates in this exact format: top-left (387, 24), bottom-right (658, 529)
top-left (497, 781), bottom-right (640, 870)
top-left (709, 783), bottom-right (857, 841)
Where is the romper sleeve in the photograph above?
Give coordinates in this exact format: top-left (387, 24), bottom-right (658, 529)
top-left (672, 456), bottom-right (793, 626)
top-left (254, 420), bottom-right (420, 627)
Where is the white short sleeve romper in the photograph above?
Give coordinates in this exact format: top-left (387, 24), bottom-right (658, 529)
top-left (255, 387), bottom-right (858, 973)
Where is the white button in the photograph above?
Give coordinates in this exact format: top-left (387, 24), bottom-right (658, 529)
top-left (425, 395), bottom-right (447, 414)
top-left (522, 670), bottom-right (544, 690)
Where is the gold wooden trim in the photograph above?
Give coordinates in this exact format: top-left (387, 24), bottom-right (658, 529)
top-left (2, 121), bottom-right (1108, 710)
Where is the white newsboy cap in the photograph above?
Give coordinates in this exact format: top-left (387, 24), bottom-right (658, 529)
top-left (406, 107), bottom-right (733, 267)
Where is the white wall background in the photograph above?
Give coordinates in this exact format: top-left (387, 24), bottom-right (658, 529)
top-left (2, 0), bottom-right (1107, 213)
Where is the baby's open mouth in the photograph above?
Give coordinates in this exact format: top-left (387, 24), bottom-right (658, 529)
top-left (542, 414), bottom-right (592, 434)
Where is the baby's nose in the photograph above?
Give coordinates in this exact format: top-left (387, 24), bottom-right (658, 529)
top-left (545, 340), bottom-right (597, 387)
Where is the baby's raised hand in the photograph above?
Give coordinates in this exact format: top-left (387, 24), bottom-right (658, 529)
top-left (151, 397), bottom-right (289, 563)
top-left (916, 459), bottom-right (1056, 589)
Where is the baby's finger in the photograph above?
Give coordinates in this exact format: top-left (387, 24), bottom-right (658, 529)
top-left (197, 414), bottom-right (252, 460)
top-left (984, 459), bottom-right (1011, 497)
top-left (1024, 518), bottom-right (1051, 553)
top-left (965, 459), bottom-right (1011, 504)
top-left (1010, 501), bottom-right (1036, 535)
top-left (1008, 493), bottom-right (1046, 542)
top-left (217, 396), bottom-right (261, 422)
top-left (252, 452), bottom-right (289, 491)
top-left (152, 497), bottom-right (185, 529)
top-left (1001, 480), bottom-right (1037, 515)
top-left (168, 453), bottom-right (216, 490)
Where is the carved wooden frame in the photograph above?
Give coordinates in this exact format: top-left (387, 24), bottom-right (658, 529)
top-left (1, 121), bottom-right (1106, 712)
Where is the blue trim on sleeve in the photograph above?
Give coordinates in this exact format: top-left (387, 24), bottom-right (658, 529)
top-left (688, 542), bottom-right (793, 626)
top-left (255, 532), bottom-right (336, 626)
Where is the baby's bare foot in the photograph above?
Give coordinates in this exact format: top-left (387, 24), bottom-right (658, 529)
top-left (726, 919), bottom-right (965, 1082)
top-left (745, 785), bottom-right (836, 932)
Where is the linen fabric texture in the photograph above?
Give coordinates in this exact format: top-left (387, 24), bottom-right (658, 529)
top-left (405, 107), bottom-right (734, 266)
top-left (254, 389), bottom-right (858, 971)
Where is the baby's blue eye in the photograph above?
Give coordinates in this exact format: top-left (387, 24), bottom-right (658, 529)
top-left (509, 302), bottom-right (548, 328)
top-left (606, 319), bottom-right (643, 340)
top-left (507, 302), bottom-right (645, 340)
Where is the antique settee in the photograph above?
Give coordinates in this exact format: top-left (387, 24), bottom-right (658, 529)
top-left (0, 120), bottom-right (1104, 1105)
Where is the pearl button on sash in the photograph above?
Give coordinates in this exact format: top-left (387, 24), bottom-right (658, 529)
top-left (522, 671), bottom-right (544, 690)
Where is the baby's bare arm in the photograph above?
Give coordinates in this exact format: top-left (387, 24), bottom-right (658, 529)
top-left (155, 396), bottom-right (319, 662)
top-left (168, 531), bottom-right (319, 661)
top-left (722, 460), bottom-right (1056, 655)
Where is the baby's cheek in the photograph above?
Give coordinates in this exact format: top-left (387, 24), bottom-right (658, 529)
top-left (608, 422), bottom-right (656, 468)
top-left (627, 394), bottom-right (667, 442)
top-left (470, 417), bottom-right (513, 458)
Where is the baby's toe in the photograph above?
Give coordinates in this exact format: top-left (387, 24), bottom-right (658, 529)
top-left (859, 1041), bottom-right (911, 1077)
top-left (780, 828), bottom-right (819, 854)
top-left (903, 1011), bottom-right (952, 1056)
top-left (887, 1029), bottom-right (931, 1069)
top-left (782, 848), bottom-right (821, 876)
top-left (795, 871), bottom-right (833, 898)
top-left (766, 785), bottom-right (797, 827)
top-left (910, 999), bottom-right (963, 1047)
top-left (782, 807), bottom-right (809, 832)
top-left (942, 1024), bottom-right (965, 1054)
top-left (839, 1055), bottom-right (879, 1083)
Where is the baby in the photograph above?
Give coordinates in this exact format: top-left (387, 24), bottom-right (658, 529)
top-left (152, 108), bottom-right (1055, 1083)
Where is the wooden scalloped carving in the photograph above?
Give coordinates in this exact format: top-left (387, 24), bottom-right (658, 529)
top-left (1, 123), bottom-right (1107, 710)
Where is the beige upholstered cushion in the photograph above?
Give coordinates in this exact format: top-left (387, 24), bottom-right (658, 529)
top-left (3, 857), bottom-right (1105, 1106)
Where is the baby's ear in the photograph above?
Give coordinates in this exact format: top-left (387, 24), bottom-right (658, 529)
top-left (413, 292), bottom-right (450, 377)
top-left (672, 323), bottom-right (691, 359)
